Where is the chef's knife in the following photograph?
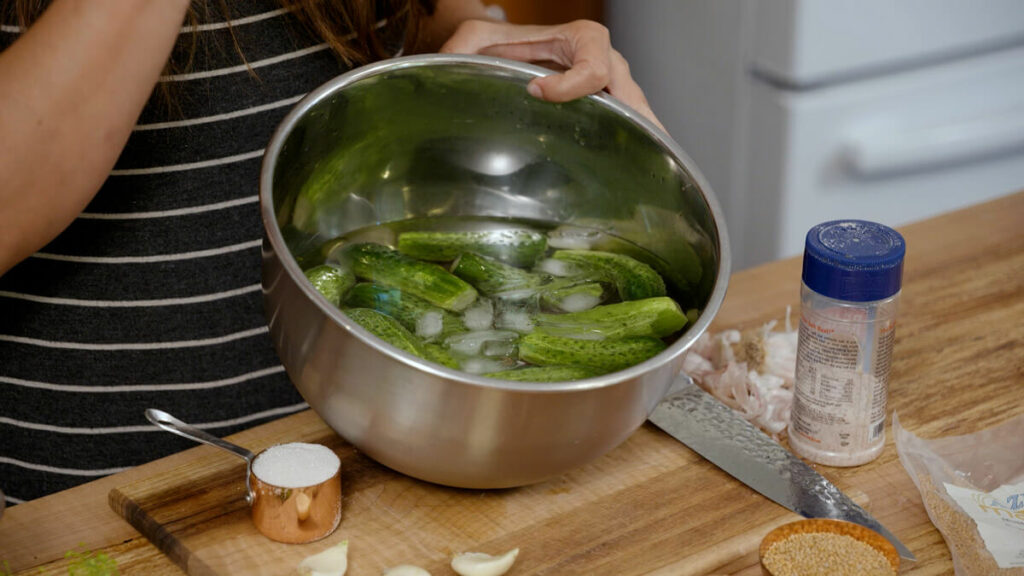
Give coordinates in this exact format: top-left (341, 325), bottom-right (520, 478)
top-left (648, 373), bottom-right (915, 562)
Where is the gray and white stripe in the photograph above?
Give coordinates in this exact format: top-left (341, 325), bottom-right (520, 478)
top-left (0, 365), bottom-right (286, 393)
top-left (0, 283), bottom-right (260, 307)
top-left (109, 149), bottom-right (265, 176)
top-left (0, 402), bottom-right (307, 436)
top-left (133, 95), bottom-right (304, 131)
top-left (0, 326), bottom-right (269, 351)
top-left (180, 8), bottom-right (290, 33)
top-left (32, 238), bottom-right (261, 264)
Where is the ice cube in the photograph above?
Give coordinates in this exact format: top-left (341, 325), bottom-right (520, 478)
top-left (482, 338), bottom-right (518, 358)
top-left (557, 292), bottom-right (602, 313)
top-left (495, 309), bottom-right (534, 333)
top-left (547, 226), bottom-right (603, 250)
top-left (536, 258), bottom-right (579, 277)
top-left (493, 291), bottom-right (539, 334)
top-left (460, 357), bottom-right (514, 375)
top-left (462, 299), bottom-right (494, 331)
top-left (415, 310), bottom-right (444, 339)
top-left (445, 330), bottom-right (519, 357)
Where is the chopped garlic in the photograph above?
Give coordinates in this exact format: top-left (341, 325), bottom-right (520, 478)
top-left (682, 309), bottom-right (798, 437)
top-left (298, 540), bottom-right (348, 576)
top-left (381, 565), bottom-right (431, 576)
top-left (451, 548), bottom-right (519, 576)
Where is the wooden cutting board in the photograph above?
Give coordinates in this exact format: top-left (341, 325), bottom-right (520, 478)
top-left (110, 408), bottom-right (873, 576)
top-left (0, 193), bottom-right (1007, 576)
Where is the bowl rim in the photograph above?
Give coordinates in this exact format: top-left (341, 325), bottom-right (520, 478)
top-left (259, 53), bottom-right (732, 394)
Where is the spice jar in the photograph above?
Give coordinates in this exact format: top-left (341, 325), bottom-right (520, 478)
top-left (789, 220), bottom-right (905, 467)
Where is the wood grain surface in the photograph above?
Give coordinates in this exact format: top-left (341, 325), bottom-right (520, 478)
top-left (107, 406), bottom-right (874, 576)
top-left (4, 191), bottom-right (1022, 575)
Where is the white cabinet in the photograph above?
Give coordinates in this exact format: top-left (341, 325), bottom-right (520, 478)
top-left (750, 0), bottom-right (1024, 86)
top-left (607, 0), bottom-right (1024, 270)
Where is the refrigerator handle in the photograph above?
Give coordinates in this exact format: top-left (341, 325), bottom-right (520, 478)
top-left (843, 109), bottom-right (1024, 177)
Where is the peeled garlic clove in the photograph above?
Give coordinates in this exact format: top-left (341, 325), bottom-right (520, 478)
top-left (298, 540), bottom-right (348, 576)
top-left (451, 548), bottom-right (519, 576)
top-left (381, 565), bottom-right (431, 576)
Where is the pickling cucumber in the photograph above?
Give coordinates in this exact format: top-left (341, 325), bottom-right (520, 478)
top-left (345, 307), bottom-right (460, 370)
top-left (518, 332), bottom-right (667, 373)
top-left (302, 265), bottom-right (355, 307)
top-left (397, 229), bottom-right (547, 267)
top-left (451, 252), bottom-right (548, 295)
top-left (534, 297), bottom-right (687, 339)
top-left (483, 365), bottom-right (603, 382)
top-left (422, 342), bottom-right (460, 369)
top-left (551, 250), bottom-right (666, 301)
top-left (343, 307), bottom-right (427, 358)
top-left (686, 308), bottom-right (700, 325)
top-left (344, 283), bottom-right (464, 341)
top-left (342, 243), bottom-right (478, 312)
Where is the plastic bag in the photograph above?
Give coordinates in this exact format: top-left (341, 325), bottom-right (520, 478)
top-left (894, 412), bottom-right (1024, 575)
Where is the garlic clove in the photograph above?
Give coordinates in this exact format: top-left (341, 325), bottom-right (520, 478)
top-left (381, 565), bottom-right (431, 576)
top-left (450, 548), bottom-right (519, 576)
top-left (298, 540), bottom-right (348, 576)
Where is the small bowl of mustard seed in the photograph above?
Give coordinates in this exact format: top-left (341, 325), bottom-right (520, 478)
top-left (759, 518), bottom-right (900, 576)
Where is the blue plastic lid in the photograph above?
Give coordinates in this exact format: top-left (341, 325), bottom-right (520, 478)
top-left (802, 220), bottom-right (906, 302)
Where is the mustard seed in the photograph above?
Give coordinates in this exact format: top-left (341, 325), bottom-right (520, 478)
top-left (762, 532), bottom-right (895, 576)
top-left (918, 476), bottom-right (1024, 576)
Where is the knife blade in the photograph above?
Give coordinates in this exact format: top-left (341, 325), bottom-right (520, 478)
top-left (648, 373), bottom-right (915, 562)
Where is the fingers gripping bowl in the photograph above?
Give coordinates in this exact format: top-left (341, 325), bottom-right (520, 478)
top-left (260, 54), bottom-right (730, 489)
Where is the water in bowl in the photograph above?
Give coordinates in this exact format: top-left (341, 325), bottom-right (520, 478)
top-left (292, 216), bottom-right (699, 382)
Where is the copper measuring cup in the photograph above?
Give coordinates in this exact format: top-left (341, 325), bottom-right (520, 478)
top-left (145, 409), bottom-right (341, 544)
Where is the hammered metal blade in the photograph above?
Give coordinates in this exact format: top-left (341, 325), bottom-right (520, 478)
top-left (648, 374), bottom-right (915, 562)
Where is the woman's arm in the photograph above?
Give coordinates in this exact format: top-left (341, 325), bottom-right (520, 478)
top-left (416, 0), bottom-right (661, 128)
top-left (414, 0), bottom-right (493, 49)
top-left (0, 0), bottom-right (190, 275)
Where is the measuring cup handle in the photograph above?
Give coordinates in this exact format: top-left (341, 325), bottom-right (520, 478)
top-left (145, 409), bottom-right (257, 463)
top-left (145, 409), bottom-right (257, 504)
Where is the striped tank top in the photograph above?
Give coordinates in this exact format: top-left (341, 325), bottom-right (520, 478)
top-left (0, 2), bottom-right (403, 505)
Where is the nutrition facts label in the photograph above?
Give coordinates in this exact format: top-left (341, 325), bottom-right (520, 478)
top-left (869, 324), bottom-right (895, 438)
top-left (791, 312), bottom-right (894, 463)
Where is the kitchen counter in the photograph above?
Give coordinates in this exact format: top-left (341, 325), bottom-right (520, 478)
top-left (2, 191), bottom-right (1021, 575)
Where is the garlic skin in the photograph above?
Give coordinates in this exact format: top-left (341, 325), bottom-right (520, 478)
top-left (682, 308), bottom-right (798, 438)
top-left (451, 548), bottom-right (520, 576)
top-left (381, 565), bottom-right (431, 576)
top-left (298, 540), bottom-right (348, 576)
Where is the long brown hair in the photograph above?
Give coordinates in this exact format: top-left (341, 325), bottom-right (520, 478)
top-left (5, 0), bottom-right (432, 115)
top-left (5, 0), bottom-right (433, 68)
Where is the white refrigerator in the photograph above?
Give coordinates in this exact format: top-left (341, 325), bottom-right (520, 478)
top-left (607, 0), bottom-right (1024, 270)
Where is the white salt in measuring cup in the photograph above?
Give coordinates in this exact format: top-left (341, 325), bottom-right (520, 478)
top-left (145, 409), bottom-right (341, 543)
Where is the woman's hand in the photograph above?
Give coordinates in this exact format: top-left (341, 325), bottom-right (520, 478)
top-left (438, 19), bottom-right (663, 130)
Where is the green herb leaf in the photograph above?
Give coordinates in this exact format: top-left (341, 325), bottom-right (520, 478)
top-left (65, 546), bottom-right (119, 576)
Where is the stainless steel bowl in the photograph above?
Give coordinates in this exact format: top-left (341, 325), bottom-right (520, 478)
top-left (260, 54), bottom-right (730, 489)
